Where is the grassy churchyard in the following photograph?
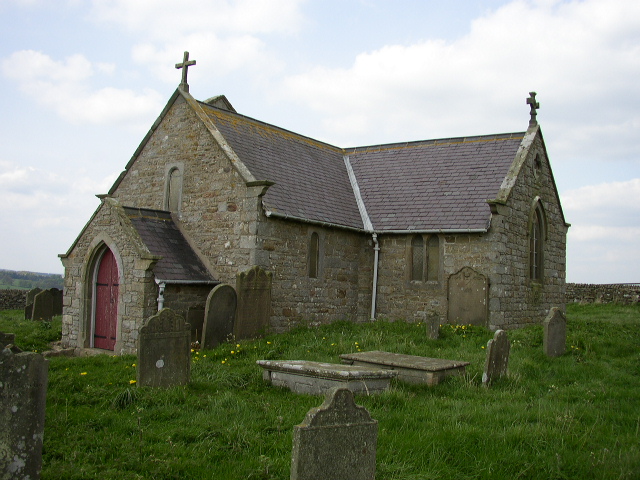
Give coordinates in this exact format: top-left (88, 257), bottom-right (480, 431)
top-left (1, 303), bottom-right (639, 479)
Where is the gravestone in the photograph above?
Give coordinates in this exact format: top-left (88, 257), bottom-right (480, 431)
top-left (544, 307), bottom-right (567, 357)
top-left (50, 288), bottom-right (63, 316)
top-left (235, 266), bottom-right (272, 340)
top-left (447, 267), bottom-right (488, 326)
top-left (24, 288), bottom-right (42, 320)
top-left (0, 332), bottom-right (15, 348)
top-left (482, 329), bottom-right (510, 386)
top-left (291, 387), bottom-right (378, 480)
top-left (31, 289), bottom-right (55, 321)
top-left (201, 284), bottom-right (237, 349)
top-left (137, 308), bottom-right (191, 388)
top-left (0, 348), bottom-right (49, 480)
top-left (186, 306), bottom-right (205, 344)
top-left (426, 312), bottom-right (440, 339)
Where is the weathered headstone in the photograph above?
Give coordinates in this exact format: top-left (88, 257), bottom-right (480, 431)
top-left (186, 306), bottom-right (205, 344)
top-left (235, 266), bottom-right (272, 340)
top-left (482, 329), bottom-right (510, 386)
top-left (24, 288), bottom-right (42, 320)
top-left (31, 289), bottom-right (55, 321)
top-left (290, 387), bottom-right (378, 480)
top-left (447, 267), bottom-right (488, 326)
top-left (137, 308), bottom-right (191, 388)
top-left (201, 284), bottom-right (237, 349)
top-left (50, 288), bottom-right (63, 316)
top-left (544, 307), bottom-right (567, 357)
top-left (426, 312), bottom-right (440, 339)
top-left (0, 332), bottom-right (15, 348)
top-left (1, 348), bottom-right (49, 480)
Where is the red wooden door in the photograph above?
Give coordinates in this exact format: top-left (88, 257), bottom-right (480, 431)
top-left (95, 249), bottom-right (118, 350)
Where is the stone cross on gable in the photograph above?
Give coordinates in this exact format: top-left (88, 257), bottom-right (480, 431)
top-left (175, 51), bottom-right (196, 92)
top-left (527, 91), bottom-right (540, 127)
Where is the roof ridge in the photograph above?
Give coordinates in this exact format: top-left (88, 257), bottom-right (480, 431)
top-left (347, 132), bottom-right (526, 155)
top-left (198, 100), bottom-right (344, 153)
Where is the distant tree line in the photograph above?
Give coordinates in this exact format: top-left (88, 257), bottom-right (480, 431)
top-left (0, 269), bottom-right (63, 290)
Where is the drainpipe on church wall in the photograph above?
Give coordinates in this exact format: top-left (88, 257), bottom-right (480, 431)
top-left (157, 282), bottom-right (166, 311)
top-left (370, 233), bottom-right (380, 321)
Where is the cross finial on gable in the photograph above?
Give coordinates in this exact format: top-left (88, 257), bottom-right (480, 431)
top-left (527, 91), bottom-right (540, 127)
top-left (175, 51), bottom-right (196, 92)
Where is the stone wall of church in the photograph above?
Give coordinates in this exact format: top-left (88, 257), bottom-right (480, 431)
top-left (374, 232), bottom-right (492, 323)
top-left (110, 95), bottom-right (257, 286)
top-left (60, 200), bottom-right (158, 354)
top-left (485, 130), bottom-right (568, 328)
top-left (256, 216), bottom-right (374, 332)
top-left (373, 129), bottom-right (568, 329)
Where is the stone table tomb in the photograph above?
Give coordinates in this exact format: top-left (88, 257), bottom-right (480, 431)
top-left (257, 360), bottom-right (397, 395)
top-left (340, 350), bottom-right (470, 386)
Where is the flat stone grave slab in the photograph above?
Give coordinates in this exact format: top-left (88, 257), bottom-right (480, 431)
top-left (340, 350), bottom-right (470, 386)
top-left (256, 360), bottom-right (397, 395)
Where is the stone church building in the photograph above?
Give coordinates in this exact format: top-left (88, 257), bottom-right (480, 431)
top-left (60, 61), bottom-right (568, 354)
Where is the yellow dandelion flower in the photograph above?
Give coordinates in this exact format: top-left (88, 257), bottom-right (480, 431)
top-left (80, 372), bottom-right (87, 376)
top-left (203, 354), bottom-right (207, 358)
top-left (191, 349), bottom-right (194, 352)
top-left (236, 344), bottom-right (240, 348)
top-left (129, 380), bottom-right (137, 384)
top-left (132, 363), bottom-right (136, 367)
top-left (222, 360), bottom-right (226, 364)
top-left (231, 350), bottom-right (235, 354)
top-left (267, 341), bottom-right (272, 345)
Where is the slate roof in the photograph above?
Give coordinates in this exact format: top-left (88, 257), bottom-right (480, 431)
top-left (347, 135), bottom-right (524, 231)
top-left (199, 100), bottom-right (525, 233)
top-left (124, 207), bottom-right (217, 284)
top-left (201, 105), bottom-right (364, 229)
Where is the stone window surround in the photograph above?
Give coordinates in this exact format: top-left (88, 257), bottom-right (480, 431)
top-left (307, 229), bottom-right (324, 279)
top-left (528, 197), bottom-right (547, 285)
top-left (406, 233), bottom-right (442, 287)
top-left (163, 162), bottom-right (184, 215)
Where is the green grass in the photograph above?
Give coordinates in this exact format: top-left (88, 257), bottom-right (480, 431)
top-left (2, 304), bottom-right (639, 479)
top-left (0, 309), bottom-right (62, 352)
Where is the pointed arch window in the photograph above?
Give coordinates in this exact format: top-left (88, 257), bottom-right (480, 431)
top-left (529, 200), bottom-right (546, 282)
top-left (165, 166), bottom-right (183, 213)
top-left (308, 232), bottom-right (320, 278)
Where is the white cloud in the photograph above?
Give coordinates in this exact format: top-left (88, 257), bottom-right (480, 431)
top-left (89, 0), bottom-right (305, 37)
top-left (280, 0), bottom-right (640, 152)
top-left (0, 160), bottom-right (116, 273)
top-left (561, 178), bottom-right (640, 212)
top-left (1, 50), bottom-right (164, 127)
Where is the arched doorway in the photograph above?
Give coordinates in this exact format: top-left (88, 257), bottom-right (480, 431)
top-left (94, 248), bottom-right (119, 350)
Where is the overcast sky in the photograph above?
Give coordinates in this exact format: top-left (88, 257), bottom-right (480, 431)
top-left (1, 0), bottom-right (639, 284)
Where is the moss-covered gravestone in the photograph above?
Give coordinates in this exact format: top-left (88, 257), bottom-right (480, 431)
top-left (482, 329), bottom-right (510, 386)
top-left (291, 387), bottom-right (378, 480)
top-left (202, 284), bottom-right (237, 349)
top-left (1, 347), bottom-right (49, 480)
top-left (235, 266), bottom-right (272, 340)
top-left (544, 307), bottom-right (566, 357)
top-left (137, 309), bottom-right (191, 388)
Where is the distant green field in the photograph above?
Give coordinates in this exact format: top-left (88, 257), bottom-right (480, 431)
top-left (2, 303), bottom-right (639, 479)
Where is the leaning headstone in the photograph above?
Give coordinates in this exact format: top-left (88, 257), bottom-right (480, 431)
top-left (447, 267), bottom-right (488, 326)
top-left (201, 284), bottom-right (237, 349)
top-left (235, 266), bottom-right (272, 340)
top-left (0, 348), bottom-right (49, 480)
top-left (482, 329), bottom-right (510, 386)
top-left (186, 306), bottom-right (205, 344)
top-left (31, 289), bottom-right (55, 321)
top-left (544, 308), bottom-right (567, 357)
top-left (426, 312), bottom-right (440, 339)
top-left (24, 288), bottom-right (42, 320)
top-left (137, 308), bottom-right (191, 388)
top-left (0, 332), bottom-right (15, 348)
top-left (50, 288), bottom-right (63, 316)
top-left (291, 387), bottom-right (378, 480)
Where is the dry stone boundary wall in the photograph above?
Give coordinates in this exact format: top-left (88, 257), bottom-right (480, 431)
top-left (0, 289), bottom-right (27, 310)
top-left (1, 284), bottom-right (639, 311)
